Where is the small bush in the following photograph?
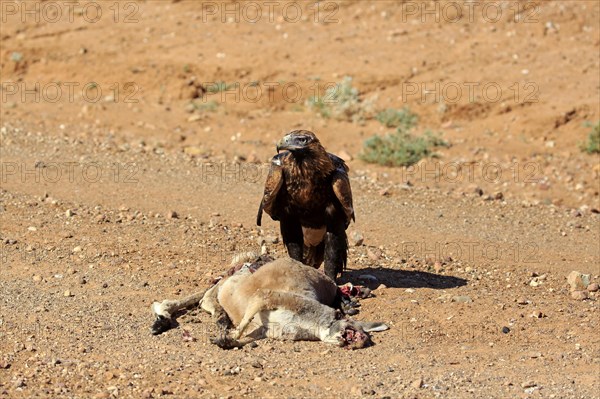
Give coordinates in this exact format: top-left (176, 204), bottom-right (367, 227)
top-left (191, 100), bottom-right (218, 112)
top-left (376, 107), bottom-right (418, 129)
top-left (306, 76), bottom-right (373, 122)
top-left (361, 108), bottom-right (448, 167)
top-left (360, 130), bottom-right (447, 167)
top-left (581, 121), bottom-right (600, 154)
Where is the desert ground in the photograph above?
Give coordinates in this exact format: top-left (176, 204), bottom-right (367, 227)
top-left (0, 1), bottom-right (599, 398)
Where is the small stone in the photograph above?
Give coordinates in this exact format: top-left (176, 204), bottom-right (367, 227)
top-left (587, 283), bottom-right (599, 292)
top-left (65, 209), bottom-right (75, 217)
top-left (451, 295), bottom-right (472, 303)
top-left (141, 388), bottom-right (155, 399)
top-left (412, 377), bottom-right (423, 389)
top-left (367, 248), bottom-right (381, 261)
top-left (501, 326), bottom-right (510, 334)
top-left (338, 150), bottom-right (353, 161)
top-left (63, 290), bottom-right (72, 297)
top-left (567, 271), bottom-right (591, 292)
top-left (28, 226), bottom-right (37, 231)
top-left (349, 231), bottom-right (364, 246)
top-left (166, 211), bottom-right (179, 219)
top-left (570, 290), bottom-right (588, 300)
top-left (33, 275), bottom-right (42, 282)
top-left (494, 192), bottom-right (504, 200)
top-left (73, 246), bottom-right (83, 253)
top-left (264, 235), bottom-right (279, 244)
top-left (521, 381), bottom-right (536, 389)
top-left (529, 279), bottom-right (540, 287)
top-left (379, 187), bottom-right (391, 196)
top-left (516, 298), bottom-right (529, 305)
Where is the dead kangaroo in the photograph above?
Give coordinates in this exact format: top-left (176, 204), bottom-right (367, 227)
top-left (151, 255), bottom-right (388, 349)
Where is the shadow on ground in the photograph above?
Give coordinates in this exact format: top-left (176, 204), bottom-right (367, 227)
top-left (343, 267), bottom-right (468, 289)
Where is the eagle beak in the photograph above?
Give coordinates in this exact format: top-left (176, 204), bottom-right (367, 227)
top-left (276, 134), bottom-right (303, 153)
top-left (276, 135), bottom-right (290, 153)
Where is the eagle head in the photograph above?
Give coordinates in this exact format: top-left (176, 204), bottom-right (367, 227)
top-left (276, 130), bottom-right (323, 154)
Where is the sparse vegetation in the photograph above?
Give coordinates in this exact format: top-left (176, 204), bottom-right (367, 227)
top-left (580, 121), bottom-right (600, 154)
top-left (191, 100), bottom-right (219, 112)
top-left (361, 108), bottom-right (448, 167)
top-left (375, 107), bottom-right (418, 129)
top-left (306, 76), bottom-right (374, 123)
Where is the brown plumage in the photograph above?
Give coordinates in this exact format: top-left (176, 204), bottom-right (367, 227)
top-left (257, 130), bottom-right (354, 280)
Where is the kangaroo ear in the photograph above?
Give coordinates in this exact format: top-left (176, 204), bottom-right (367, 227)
top-left (360, 322), bottom-right (389, 332)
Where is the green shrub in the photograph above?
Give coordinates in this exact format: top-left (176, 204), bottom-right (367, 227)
top-left (581, 121), bottom-right (600, 154)
top-left (361, 108), bottom-right (448, 167)
top-left (306, 76), bottom-right (373, 122)
top-left (375, 107), bottom-right (418, 129)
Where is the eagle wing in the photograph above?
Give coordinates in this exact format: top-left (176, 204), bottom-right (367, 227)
top-left (329, 154), bottom-right (355, 226)
top-left (257, 154), bottom-right (285, 226)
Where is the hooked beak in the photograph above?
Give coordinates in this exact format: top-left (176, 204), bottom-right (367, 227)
top-left (276, 135), bottom-right (289, 153)
top-left (276, 134), bottom-right (303, 153)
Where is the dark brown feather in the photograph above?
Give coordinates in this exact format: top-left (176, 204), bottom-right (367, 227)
top-left (256, 155), bottom-right (284, 226)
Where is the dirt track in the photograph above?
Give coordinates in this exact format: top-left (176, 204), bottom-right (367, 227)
top-left (1, 1), bottom-right (599, 398)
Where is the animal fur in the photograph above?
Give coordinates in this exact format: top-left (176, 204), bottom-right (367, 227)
top-left (151, 256), bottom-right (387, 349)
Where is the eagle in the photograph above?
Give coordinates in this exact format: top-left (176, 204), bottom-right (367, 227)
top-left (256, 130), bottom-right (355, 280)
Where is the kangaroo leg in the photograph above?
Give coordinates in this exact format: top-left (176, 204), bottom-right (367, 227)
top-left (151, 287), bottom-right (211, 335)
top-left (234, 292), bottom-right (273, 339)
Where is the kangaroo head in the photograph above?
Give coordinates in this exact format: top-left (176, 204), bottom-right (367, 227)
top-left (321, 316), bottom-right (389, 349)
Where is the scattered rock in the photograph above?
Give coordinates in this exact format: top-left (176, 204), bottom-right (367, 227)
top-left (567, 271), bottom-right (591, 292)
top-left (73, 246), bottom-right (83, 253)
top-left (32, 275), bottom-right (42, 282)
top-left (264, 235), bottom-right (279, 244)
top-left (570, 290), bottom-right (588, 301)
top-left (63, 290), bottom-right (73, 297)
top-left (367, 248), bottom-right (381, 261)
top-left (166, 211), bottom-right (179, 219)
top-left (587, 283), bottom-right (599, 292)
top-left (65, 209), bottom-right (75, 217)
top-left (501, 326), bottom-right (510, 334)
top-left (338, 150), bottom-right (353, 161)
top-left (349, 231), bottom-right (364, 246)
top-left (521, 381), bottom-right (536, 389)
top-left (412, 377), bottom-right (423, 389)
top-left (516, 298), bottom-right (529, 305)
top-left (452, 295), bottom-right (472, 303)
top-left (379, 187), bottom-right (391, 196)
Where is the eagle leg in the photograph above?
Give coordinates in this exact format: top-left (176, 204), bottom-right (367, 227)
top-left (279, 217), bottom-right (304, 262)
top-left (324, 229), bottom-right (348, 281)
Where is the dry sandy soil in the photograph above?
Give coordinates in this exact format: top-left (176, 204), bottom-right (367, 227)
top-left (1, 1), bottom-right (599, 398)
